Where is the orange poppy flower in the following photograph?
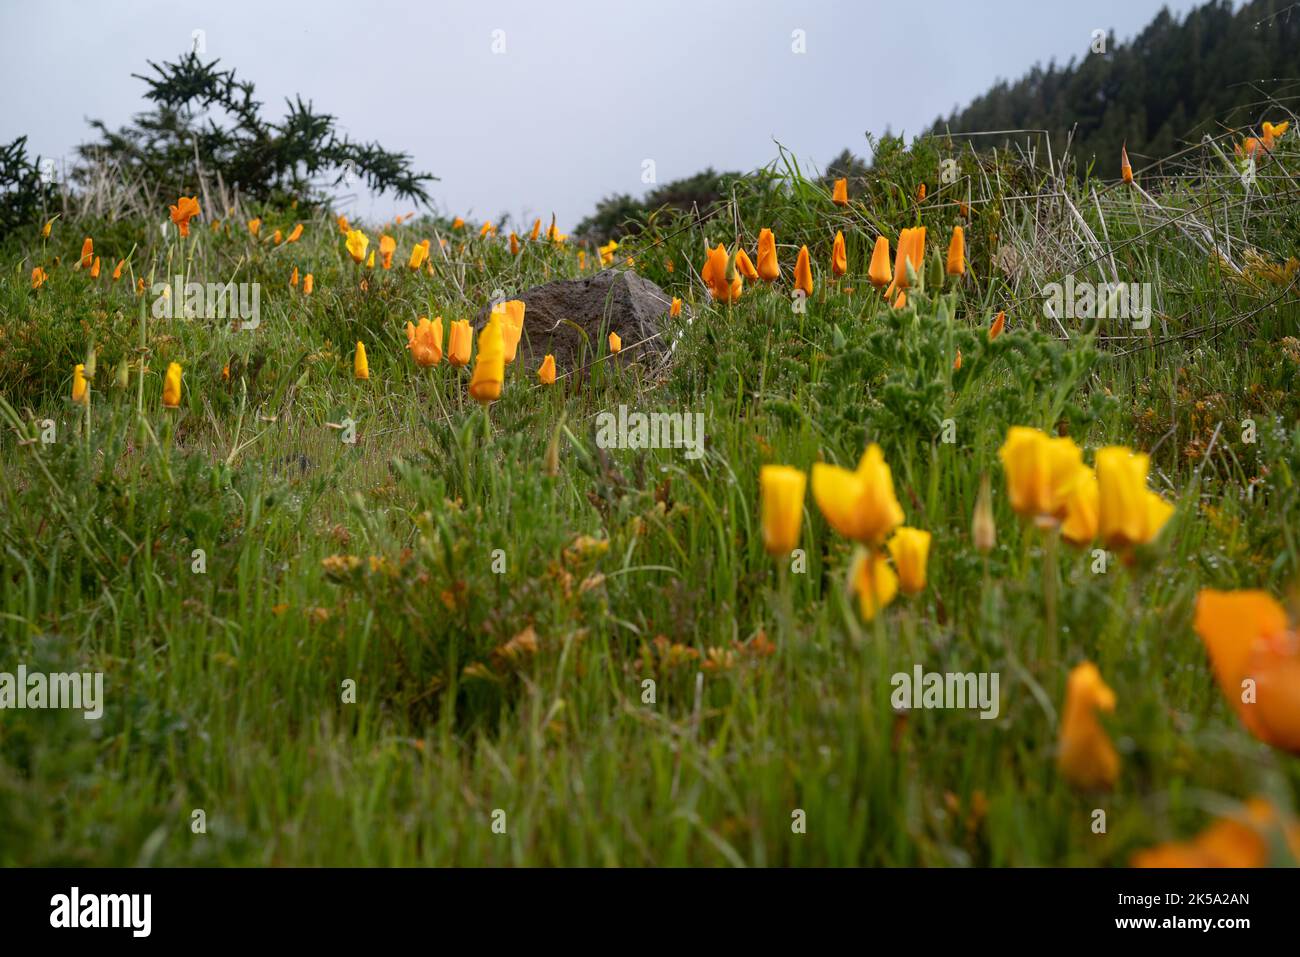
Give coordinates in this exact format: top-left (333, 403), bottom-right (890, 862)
top-left (169, 195), bottom-right (201, 237)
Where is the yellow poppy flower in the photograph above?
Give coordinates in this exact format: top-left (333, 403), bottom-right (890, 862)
top-left (997, 426), bottom-right (1085, 522)
top-left (162, 362), bottom-right (183, 409)
top-left (886, 527), bottom-right (930, 595)
top-left (71, 364), bottom-right (88, 404)
top-left (468, 317), bottom-right (505, 403)
top-left (851, 549), bottom-right (898, 622)
top-left (346, 229), bottom-right (369, 263)
top-left (1095, 446), bottom-right (1174, 549)
top-left (811, 443), bottom-right (905, 545)
top-left (759, 465), bottom-right (806, 556)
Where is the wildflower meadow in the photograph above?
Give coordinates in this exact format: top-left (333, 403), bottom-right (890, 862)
top-left (3, 38), bottom-right (1300, 876)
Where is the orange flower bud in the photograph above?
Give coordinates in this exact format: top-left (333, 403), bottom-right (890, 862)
top-left (793, 245), bottom-right (813, 296)
top-left (988, 311), bottom-right (1005, 340)
top-left (756, 228), bottom-right (780, 282)
top-left (868, 235), bottom-right (892, 289)
top-left (946, 226), bottom-right (965, 276)
top-left (735, 248), bottom-right (759, 281)
top-left (1057, 662), bottom-right (1119, 791)
top-left (831, 231), bottom-right (847, 278)
top-left (447, 319), bottom-right (472, 366)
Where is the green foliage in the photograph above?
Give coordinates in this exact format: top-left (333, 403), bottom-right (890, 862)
top-left (0, 136), bottom-right (58, 241)
top-left (929, 0), bottom-right (1300, 176)
top-left (575, 167), bottom-right (743, 243)
top-left (76, 53), bottom-right (435, 208)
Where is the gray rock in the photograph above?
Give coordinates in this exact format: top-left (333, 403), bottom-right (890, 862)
top-left (477, 268), bottom-right (679, 376)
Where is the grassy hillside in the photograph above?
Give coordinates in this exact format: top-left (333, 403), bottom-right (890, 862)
top-left (1, 122), bottom-right (1299, 865)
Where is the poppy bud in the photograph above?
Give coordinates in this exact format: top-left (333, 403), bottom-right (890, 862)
top-left (946, 226), bottom-right (965, 276)
top-left (760, 465), bottom-right (806, 556)
top-left (794, 245), bottom-right (813, 296)
top-left (447, 320), bottom-right (472, 367)
top-left (756, 228), bottom-right (780, 281)
top-left (886, 527), bottom-right (931, 595)
top-left (162, 362), bottom-right (183, 409)
top-left (868, 236), bottom-right (892, 289)
top-left (71, 364), bottom-right (88, 404)
top-left (468, 318), bottom-right (505, 404)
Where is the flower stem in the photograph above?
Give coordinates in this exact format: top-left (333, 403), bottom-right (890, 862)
top-left (1043, 526), bottom-right (1060, 663)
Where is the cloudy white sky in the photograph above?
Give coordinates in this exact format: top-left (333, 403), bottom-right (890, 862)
top-left (2, 0), bottom-right (1211, 228)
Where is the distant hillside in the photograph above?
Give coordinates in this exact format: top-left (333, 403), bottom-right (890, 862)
top-left (929, 0), bottom-right (1300, 174)
top-left (576, 0), bottom-right (1300, 241)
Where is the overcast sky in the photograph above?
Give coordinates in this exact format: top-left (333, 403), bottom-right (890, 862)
top-left (2, 0), bottom-right (1211, 228)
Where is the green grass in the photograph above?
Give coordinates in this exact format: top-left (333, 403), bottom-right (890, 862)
top-left (2, 130), bottom-right (1299, 866)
